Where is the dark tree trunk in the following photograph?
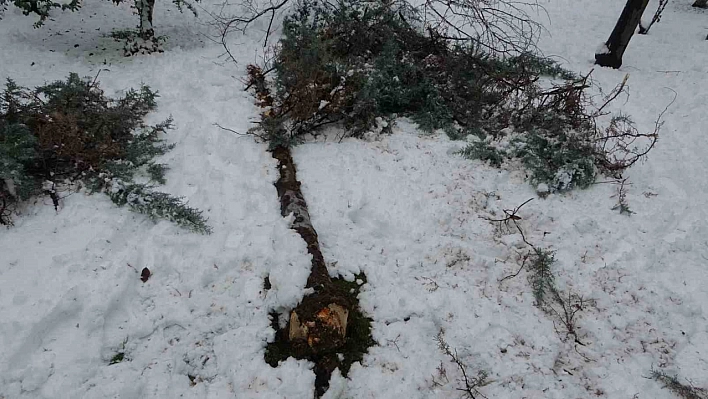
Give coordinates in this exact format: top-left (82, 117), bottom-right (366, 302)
top-left (273, 147), bottom-right (353, 354)
top-left (271, 147), bottom-right (338, 292)
top-left (135, 0), bottom-right (156, 40)
top-left (595, 0), bottom-right (650, 69)
top-left (691, 0), bottom-right (708, 39)
top-left (271, 146), bottom-right (353, 393)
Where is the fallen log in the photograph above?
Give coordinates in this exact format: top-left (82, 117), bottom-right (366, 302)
top-left (272, 146), bottom-right (353, 351)
top-left (269, 146), bottom-right (364, 395)
top-left (244, 64), bottom-right (371, 396)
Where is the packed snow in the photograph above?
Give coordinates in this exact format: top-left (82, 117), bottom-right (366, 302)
top-left (1, 0), bottom-right (707, 398)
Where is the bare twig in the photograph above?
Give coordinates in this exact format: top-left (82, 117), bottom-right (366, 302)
top-left (213, 122), bottom-right (246, 136)
top-left (423, 0), bottom-right (547, 56)
top-left (594, 73), bottom-right (628, 117)
top-left (482, 198), bottom-right (533, 235)
top-left (611, 178), bottom-right (633, 215)
top-left (214, 122), bottom-right (269, 141)
top-left (211, 0), bottom-right (292, 63)
top-left (545, 290), bottom-right (593, 346)
top-left (593, 86), bottom-right (675, 174)
top-left (431, 361), bottom-right (450, 387)
top-left (499, 253), bottom-right (528, 282)
top-left (483, 197), bottom-right (533, 223)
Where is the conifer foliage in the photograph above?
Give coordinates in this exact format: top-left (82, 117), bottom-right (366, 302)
top-left (0, 74), bottom-right (211, 233)
top-left (246, 0), bottom-right (567, 147)
top-left (244, 0), bottom-right (658, 193)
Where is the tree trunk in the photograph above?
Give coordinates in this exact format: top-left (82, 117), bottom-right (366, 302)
top-left (270, 146), bottom-right (355, 395)
top-left (135, 0), bottom-right (156, 40)
top-left (271, 146), bottom-right (352, 351)
top-left (595, 0), bottom-right (650, 68)
top-left (696, 0), bottom-right (708, 40)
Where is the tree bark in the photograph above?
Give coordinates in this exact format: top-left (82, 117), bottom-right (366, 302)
top-left (595, 0), bottom-right (650, 69)
top-left (135, 0), bottom-right (156, 40)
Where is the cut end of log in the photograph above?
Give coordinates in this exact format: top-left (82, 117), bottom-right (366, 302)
top-left (317, 304), bottom-right (349, 336)
top-left (265, 276), bottom-right (373, 398)
top-left (289, 304), bottom-right (349, 352)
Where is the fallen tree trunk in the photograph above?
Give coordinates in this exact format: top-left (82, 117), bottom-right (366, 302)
top-left (272, 146), bottom-right (337, 290)
top-left (244, 62), bottom-right (371, 396)
top-left (270, 146), bottom-right (355, 394)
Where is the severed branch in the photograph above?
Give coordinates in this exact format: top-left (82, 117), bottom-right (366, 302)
top-left (436, 330), bottom-right (489, 399)
top-left (488, 199), bottom-right (594, 352)
top-left (594, 87), bottom-right (675, 174)
top-left (213, 0), bottom-right (548, 60)
top-left (482, 197), bottom-right (533, 234)
top-left (593, 72), bottom-right (628, 117)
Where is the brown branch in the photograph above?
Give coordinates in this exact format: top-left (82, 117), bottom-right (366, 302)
top-left (483, 197), bottom-right (533, 223)
top-left (499, 253), bottom-right (528, 282)
top-left (213, 122), bottom-right (269, 142)
top-left (436, 330), bottom-right (489, 399)
top-left (594, 73), bottom-right (628, 117)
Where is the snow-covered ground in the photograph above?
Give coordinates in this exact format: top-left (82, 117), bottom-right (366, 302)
top-left (1, 0), bottom-right (706, 398)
